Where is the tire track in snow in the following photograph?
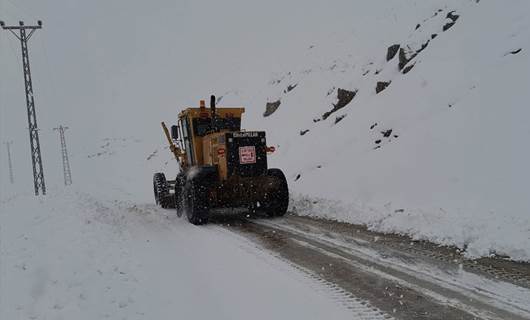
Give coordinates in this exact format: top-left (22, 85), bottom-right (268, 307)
top-left (229, 217), bottom-right (530, 320)
top-left (212, 224), bottom-right (394, 320)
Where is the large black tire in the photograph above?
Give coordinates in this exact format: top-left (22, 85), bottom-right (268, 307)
top-left (153, 173), bottom-right (175, 209)
top-left (263, 168), bottom-right (289, 217)
top-left (175, 173), bottom-right (185, 217)
top-left (184, 178), bottom-right (210, 225)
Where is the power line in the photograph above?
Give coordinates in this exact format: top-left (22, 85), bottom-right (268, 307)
top-left (53, 125), bottom-right (72, 186)
top-left (0, 20), bottom-right (46, 195)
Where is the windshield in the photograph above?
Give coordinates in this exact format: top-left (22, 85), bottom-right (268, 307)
top-left (192, 117), bottom-right (241, 136)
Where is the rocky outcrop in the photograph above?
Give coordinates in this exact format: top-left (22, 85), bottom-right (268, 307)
top-left (322, 88), bottom-right (357, 120)
top-left (263, 100), bottom-right (281, 117)
top-left (376, 81), bottom-right (391, 94)
top-left (443, 11), bottom-right (459, 31)
top-left (386, 44), bottom-right (400, 61)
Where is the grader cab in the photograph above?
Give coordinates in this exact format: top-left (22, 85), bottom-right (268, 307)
top-left (153, 96), bottom-right (289, 225)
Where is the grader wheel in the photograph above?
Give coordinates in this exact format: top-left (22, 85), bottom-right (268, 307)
top-left (153, 172), bottom-right (175, 209)
top-left (263, 168), bottom-right (289, 217)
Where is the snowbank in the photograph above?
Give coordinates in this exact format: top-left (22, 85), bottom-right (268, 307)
top-left (0, 186), bottom-right (356, 319)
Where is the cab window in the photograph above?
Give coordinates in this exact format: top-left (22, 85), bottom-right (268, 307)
top-left (180, 117), bottom-right (195, 165)
top-left (192, 117), bottom-right (241, 136)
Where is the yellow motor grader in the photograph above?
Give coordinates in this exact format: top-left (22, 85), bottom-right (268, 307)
top-left (153, 95), bottom-right (289, 225)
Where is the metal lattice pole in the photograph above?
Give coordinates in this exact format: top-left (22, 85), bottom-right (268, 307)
top-left (1, 20), bottom-right (46, 195)
top-left (53, 126), bottom-right (72, 186)
top-left (4, 141), bottom-right (15, 184)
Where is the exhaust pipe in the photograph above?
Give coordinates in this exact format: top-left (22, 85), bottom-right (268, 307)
top-left (210, 95), bottom-right (217, 132)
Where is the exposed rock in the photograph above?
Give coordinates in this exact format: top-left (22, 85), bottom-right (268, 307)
top-left (300, 129), bottom-right (309, 136)
top-left (443, 22), bottom-right (455, 31)
top-left (398, 47), bottom-right (412, 70)
top-left (398, 41), bottom-right (429, 70)
top-left (443, 11), bottom-right (460, 31)
top-left (263, 100), bottom-right (281, 117)
top-left (294, 174), bottom-right (301, 181)
top-left (284, 83), bottom-right (298, 93)
top-left (370, 123), bottom-right (378, 130)
top-left (146, 149), bottom-right (158, 161)
top-left (322, 88), bottom-right (357, 120)
top-left (446, 11), bottom-right (460, 22)
top-left (415, 24), bottom-right (421, 30)
top-left (417, 40), bottom-right (430, 55)
top-left (376, 81), bottom-right (391, 94)
top-left (334, 114), bottom-right (346, 124)
top-left (510, 48), bottom-right (522, 55)
top-left (431, 33), bottom-right (438, 39)
top-left (402, 63), bottom-right (415, 74)
top-left (375, 139), bottom-right (382, 144)
top-left (381, 129), bottom-right (393, 137)
top-left (386, 44), bottom-right (400, 61)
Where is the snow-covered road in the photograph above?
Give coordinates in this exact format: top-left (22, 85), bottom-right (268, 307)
top-left (3, 187), bottom-right (530, 319)
top-left (0, 189), bottom-right (390, 319)
top-left (231, 216), bottom-right (530, 320)
top-left (1, 132), bottom-right (529, 320)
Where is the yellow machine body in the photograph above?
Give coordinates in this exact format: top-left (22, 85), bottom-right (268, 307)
top-left (175, 105), bottom-right (245, 181)
top-left (156, 97), bottom-right (288, 224)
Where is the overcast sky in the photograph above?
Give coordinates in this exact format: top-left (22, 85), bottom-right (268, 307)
top-left (0, 0), bottom-right (375, 189)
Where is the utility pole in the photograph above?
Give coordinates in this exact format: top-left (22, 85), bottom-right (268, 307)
top-left (4, 141), bottom-right (15, 184)
top-left (53, 125), bottom-right (72, 186)
top-left (0, 20), bottom-right (46, 195)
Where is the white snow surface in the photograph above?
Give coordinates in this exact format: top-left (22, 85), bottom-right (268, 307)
top-left (0, 153), bottom-right (360, 319)
top-left (1, 133), bottom-right (398, 319)
top-left (0, 8), bottom-right (529, 316)
top-left (1, 1), bottom-right (530, 316)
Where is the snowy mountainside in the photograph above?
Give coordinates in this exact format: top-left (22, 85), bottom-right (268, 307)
top-left (216, 1), bottom-right (530, 261)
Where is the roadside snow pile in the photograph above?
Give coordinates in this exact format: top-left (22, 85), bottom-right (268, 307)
top-left (216, 1), bottom-right (530, 261)
top-left (0, 188), bottom-right (356, 320)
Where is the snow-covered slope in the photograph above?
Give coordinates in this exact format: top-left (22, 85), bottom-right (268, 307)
top-left (214, 1), bottom-right (530, 261)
